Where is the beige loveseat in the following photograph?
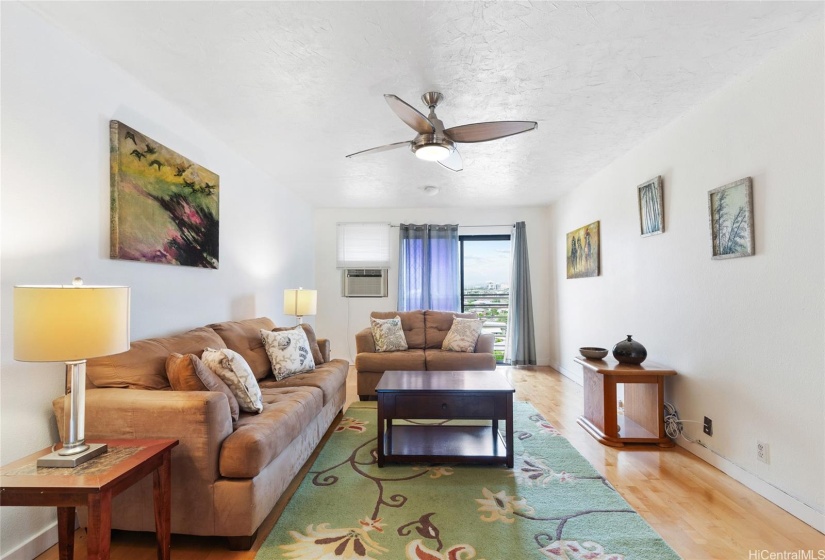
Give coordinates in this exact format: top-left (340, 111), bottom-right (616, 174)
top-left (355, 310), bottom-right (497, 399)
top-left (52, 317), bottom-right (348, 549)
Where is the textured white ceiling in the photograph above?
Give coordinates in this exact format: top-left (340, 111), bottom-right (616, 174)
top-left (27, 1), bottom-right (823, 208)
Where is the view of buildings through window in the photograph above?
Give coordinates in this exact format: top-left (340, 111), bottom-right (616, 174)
top-left (460, 236), bottom-right (511, 363)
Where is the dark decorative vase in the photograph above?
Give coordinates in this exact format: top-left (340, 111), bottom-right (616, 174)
top-left (612, 335), bottom-right (647, 364)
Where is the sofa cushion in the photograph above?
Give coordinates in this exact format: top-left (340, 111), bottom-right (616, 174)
top-left (219, 386), bottom-right (324, 478)
top-left (355, 349), bottom-right (426, 373)
top-left (371, 311), bottom-right (425, 349)
top-left (425, 349), bottom-right (497, 371)
top-left (370, 316), bottom-right (409, 352)
top-left (86, 326), bottom-right (226, 390)
top-left (424, 310), bottom-right (479, 349)
top-left (202, 348), bottom-right (263, 413)
top-left (442, 317), bottom-right (484, 352)
top-left (166, 353), bottom-right (240, 422)
top-left (207, 317), bottom-right (276, 380)
top-left (258, 359), bottom-right (349, 405)
top-left (260, 328), bottom-right (316, 380)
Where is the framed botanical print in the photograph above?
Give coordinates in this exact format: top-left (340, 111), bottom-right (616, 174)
top-left (708, 177), bottom-right (754, 259)
top-left (637, 176), bottom-right (664, 237)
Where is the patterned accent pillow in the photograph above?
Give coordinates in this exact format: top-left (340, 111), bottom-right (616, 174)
top-left (271, 324), bottom-right (324, 365)
top-left (166, 353), bottom-right (240, 422)
top-left (201, 347), bottom-right (263, 413)
top-left (260, 328), bottom-right (316, 381)
top-left (442, 317), bottom-right (484, 352)
top-left (370, 316), bottom-right (408, 352)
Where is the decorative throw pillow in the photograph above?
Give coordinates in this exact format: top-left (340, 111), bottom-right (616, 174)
top-left (260, 328), bottom-right (316, 381)
top-left (442, 317), bottom-right (484, 352)
top-left (201, 347), bottom-right (263, 413)
top-left (271, 323), bottom-right (324, 365)
top-left (370, 315), bottom-right (408, 352)
top-left (166, 353), bottom-right (240, 422)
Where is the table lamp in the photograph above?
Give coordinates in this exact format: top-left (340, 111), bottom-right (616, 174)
top-left (283, 287), bottom-right (317, 325)
top-left (14, 278), bottom-right (130, 467)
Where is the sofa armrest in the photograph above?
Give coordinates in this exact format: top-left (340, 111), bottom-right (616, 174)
top-left (355, 327), bottom-right (376, 354)
top-left (317, 338), bottom-right (331, 362)
top-left (475, 333), bottom-right (495, 354)
top-left (53, 388), bottom-right (233, 483)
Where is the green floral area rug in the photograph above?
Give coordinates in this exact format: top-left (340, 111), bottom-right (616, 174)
top-left (257, 401), bottom-right (681, 560)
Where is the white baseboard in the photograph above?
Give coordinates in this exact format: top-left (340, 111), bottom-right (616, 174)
top-left (549, 360), bottom-right (823, 533)
top-left (678, 438), bottom-right (825, 533)
top-left (552, 361), bottom-right (583, 385)
top-left (1, 521), bottom-right (58, 560)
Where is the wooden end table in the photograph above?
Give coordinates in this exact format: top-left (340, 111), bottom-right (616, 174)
top-left (376, 370), bottom-right (515, 468)
top-left (0, 438), bottom-right (178, 560)
top-left (574, 357), bottom-right (676, 448)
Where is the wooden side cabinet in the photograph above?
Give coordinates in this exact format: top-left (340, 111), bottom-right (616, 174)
top-left (574, 357), bottom-right (676, 448)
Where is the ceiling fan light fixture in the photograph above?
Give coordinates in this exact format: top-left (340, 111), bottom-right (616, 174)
top-left (414, 144), bottom-right (451, 161)
top-left (412, 134), bottom-right (455, 162)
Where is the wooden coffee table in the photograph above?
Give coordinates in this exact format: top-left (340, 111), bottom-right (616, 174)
top-left (0, 438), bottom-right (178, 560)
top-left (376, 370), bottom-right (515, 468)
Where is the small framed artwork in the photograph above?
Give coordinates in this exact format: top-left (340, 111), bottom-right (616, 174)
top-left (566, 221), bottom-right (600, 278)
top-left (637, 175), bottom-right (664, 236)
top-left (708, 177), bottom-right (754, 259)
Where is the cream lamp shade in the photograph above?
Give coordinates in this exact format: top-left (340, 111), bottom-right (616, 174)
top-left (13, 280), bottom-right (130, 467)
top-left (283, 288), bottom-right (317, 323)
top-left (14, 283), bottom-right (131, 361)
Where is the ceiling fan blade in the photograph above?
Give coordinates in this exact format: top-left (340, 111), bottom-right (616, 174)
top-left (438, 148), bottom-right (463, 172)
top-left (345, 141), bottom-right (411, 158)
top-left (384, 94), bottom-right (435, 134)
top-left (444, 121), bottom-right (538, 143)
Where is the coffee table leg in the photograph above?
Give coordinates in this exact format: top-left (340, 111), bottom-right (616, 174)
top-left (57, 506), bottom-right (75, 560)
top-left (377, 395), bottom-right (385, 468)
top-left (505, 395), bottom-right (514, 468)
top-left (86, 491), bottom-right (112, 560)
top-left (153, 450), bottom-right (172, 560)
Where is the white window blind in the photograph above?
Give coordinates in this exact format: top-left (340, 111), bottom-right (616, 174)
top-left (337, 223), bottom-right (391, 269)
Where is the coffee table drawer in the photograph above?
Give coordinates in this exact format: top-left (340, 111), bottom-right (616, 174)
top-left (394, 394), bottom-right (495, 418)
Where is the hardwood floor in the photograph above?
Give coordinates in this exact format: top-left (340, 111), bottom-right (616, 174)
top-left (36, 366), bottom-right (823, 560)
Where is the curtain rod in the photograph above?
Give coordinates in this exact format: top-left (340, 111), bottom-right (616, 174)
top-left (389, 224), bottom-right (514, 228)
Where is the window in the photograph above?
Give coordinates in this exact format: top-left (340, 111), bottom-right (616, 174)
top-left (336, 223), bottom-right (391, 269)
top-left (460, 235), bottom-right (511, 363)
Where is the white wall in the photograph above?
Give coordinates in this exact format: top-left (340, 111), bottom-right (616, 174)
top-left (313, 207), bottom-right (552, 366)
top-left (0, 4), bottom-right (315, 558)
top-left (546, 29), bottom-right (824, 529)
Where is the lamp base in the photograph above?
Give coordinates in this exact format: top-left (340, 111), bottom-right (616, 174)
top-left (37, 443), bottom-right (108, 468)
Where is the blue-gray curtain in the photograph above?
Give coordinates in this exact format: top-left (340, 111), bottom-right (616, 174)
top-left (506, 221), bottom-right (536, 365)
top-left (398, 224), bottom-right (460, 311)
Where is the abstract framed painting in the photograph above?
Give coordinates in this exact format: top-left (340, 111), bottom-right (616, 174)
top-left (637, 175), bottom-right (664, 237)
top-left (708, 177), bottom-right (754, 260)
top-left (110, 121), bottom-right (219, 269)
top-left (566, 221), bottom-right (599, 279)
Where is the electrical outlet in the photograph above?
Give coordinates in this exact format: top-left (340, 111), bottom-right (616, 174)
top-left (703, 416), bottom-right (713, 436)
top-left (757, 441), bottom-right (769, 464)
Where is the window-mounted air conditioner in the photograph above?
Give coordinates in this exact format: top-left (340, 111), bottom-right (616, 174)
top-left (342, 268), bottom-right (388, 298)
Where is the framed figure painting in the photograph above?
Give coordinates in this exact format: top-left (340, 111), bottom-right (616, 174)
top-left (566, 221), bottom-right (599, 279)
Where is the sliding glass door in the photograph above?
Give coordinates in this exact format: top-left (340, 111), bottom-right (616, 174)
top-left (460, 235), bottom-right (511, 363)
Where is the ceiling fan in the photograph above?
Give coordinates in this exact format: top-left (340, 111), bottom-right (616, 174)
top-left (345, 92), bottom-right (538, 172)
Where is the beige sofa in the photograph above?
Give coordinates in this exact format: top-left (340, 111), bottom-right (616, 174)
top-left (52, 317), bottom-right (348, 549)
top-left (355, 310), bottom-right (497, 399)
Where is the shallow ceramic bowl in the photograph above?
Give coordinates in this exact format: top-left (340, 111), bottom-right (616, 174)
top-left (579, 347), bottom-right (608, 359)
